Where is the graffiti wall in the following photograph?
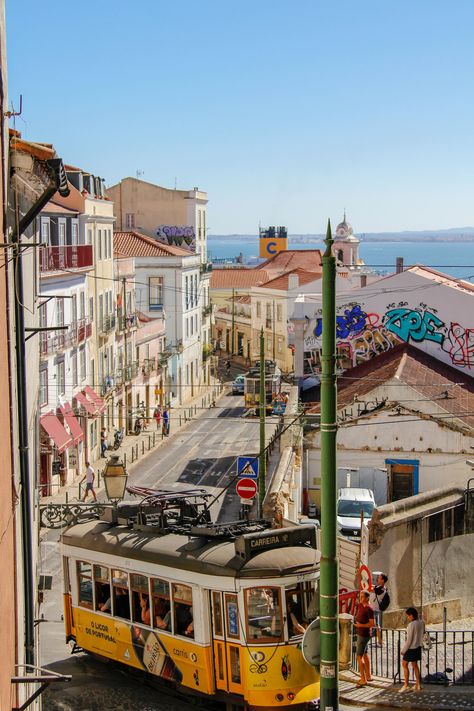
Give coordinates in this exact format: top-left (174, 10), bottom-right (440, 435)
top-left (155, 225), bottom-right (196, 252)
top-left (303, 300), bottom-right (474, 371)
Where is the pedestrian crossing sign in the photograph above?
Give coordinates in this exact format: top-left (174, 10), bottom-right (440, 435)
top-left (237, 456), bottom-right (259, 479)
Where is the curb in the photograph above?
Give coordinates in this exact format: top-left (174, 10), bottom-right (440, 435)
top-left (339, 676), bottom-right (474, 710)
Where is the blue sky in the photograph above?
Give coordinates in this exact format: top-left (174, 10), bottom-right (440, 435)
top-left (7, 1), bottom-right (474, 234)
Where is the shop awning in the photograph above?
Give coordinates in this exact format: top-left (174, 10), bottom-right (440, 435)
top-left (74, 391), bottom-right (98, 416)
top-left (40, 412), bottom-right (73, 454)
top-left (83, 385), bottom-right (106, 412)
top-left (60, 402), bottom-right (84, 445)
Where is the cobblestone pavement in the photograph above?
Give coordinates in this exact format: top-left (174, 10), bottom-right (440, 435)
top-left (42, 654), bottom-right (206, 711)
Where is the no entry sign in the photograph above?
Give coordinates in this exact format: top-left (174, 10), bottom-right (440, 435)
top-left (236, 477), bottom-right (257, 500)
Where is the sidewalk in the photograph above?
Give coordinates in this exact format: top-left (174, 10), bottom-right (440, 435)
top-left (41, 379), bottom-right (225, 506)
top-left (339, 669), bottom-right (474, 710)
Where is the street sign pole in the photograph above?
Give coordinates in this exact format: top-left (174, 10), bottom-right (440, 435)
top-left (320, 220), bottom-right (339, 710)
top-left (258, 328), bottom-right (266, 515)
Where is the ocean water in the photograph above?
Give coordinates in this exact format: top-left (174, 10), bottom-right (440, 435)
top-left (207, 238), bottom-right (474, 281)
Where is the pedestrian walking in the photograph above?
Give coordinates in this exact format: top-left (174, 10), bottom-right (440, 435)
top-left (354, 590), bottom-right (374, 687)
top-left (399, 607), bottom-right (424, 693)
top-left (81, 461), bottom-right (97, 502)
top-left (162, 407), bottom-right (170, 437)
top-left (370, 572), bottom-right (390, 646)
top-left (100, 427), bottom-right (107, 458)
top-left (153, 406), bottom-right (162, 431)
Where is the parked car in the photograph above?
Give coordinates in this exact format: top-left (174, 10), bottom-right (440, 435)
top-left (337, 487), bottom-right (376, 540)
top-left (232, 374), bottom-right (245, 395)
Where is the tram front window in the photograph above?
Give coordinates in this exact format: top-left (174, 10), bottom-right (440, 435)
top-left (112, 569), bottom-right (130, 620)
top-left (245, 587), bottom-right (282, 642)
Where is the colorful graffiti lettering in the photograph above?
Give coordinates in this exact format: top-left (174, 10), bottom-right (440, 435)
top-left (351, 327), bottom-right (400, 364)
top-left (443, 322), bottom-right (474, 369)
top-left (314, 305), bottom-right (377, 340)
top-left (383, 308), bottom-right (445, 345)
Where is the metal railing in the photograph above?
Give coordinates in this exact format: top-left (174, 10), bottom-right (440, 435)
top-left (100, 315), bottom-right (116, 334)
top-left (351, 627), bottom-right (474, 685)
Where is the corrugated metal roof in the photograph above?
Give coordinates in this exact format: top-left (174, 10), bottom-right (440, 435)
top-left (114, 231), bottom-right (192, 258)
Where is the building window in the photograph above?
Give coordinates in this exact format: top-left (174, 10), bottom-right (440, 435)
top-left (39, 368), bottom-right (48, 406)
top-left (80, 346), bottom-right (86, 381)
top-left (277, 304), bottom-right (283, 322)
top-left (89, 297), bottom-right (94, 323)
top-left (72, 222), bottom-right (79, 244)
top-left (57, 298), bottom-right (64, 327)
top-left (71, 352), bottom-right (78, 387)
top-left (98, 229), bottom-right (102, 260)
top-left (59, 222), bottom-right (66, 245)
top-left (149, 277), bottom-right (164, 310)
top-left (56, 360), bottom-right (65, 395)
top-left (256, 301), bottom-right (261, 318)
top-left (41, 219), bottom-right (50, 244)
top-left (125, 213), bottom-right (135, 229)
top-left (277, 337), bottom-right (283, 353)
top-left (87, 228), bottom-right (93, 245)
top-left (185, 276), bottom-right (189, 310)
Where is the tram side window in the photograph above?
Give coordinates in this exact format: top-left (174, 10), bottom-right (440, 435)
top-left (285, 588), bottom-right (308, 637)
top-left (77, 561), bottom-right (93, 609)
top-left (245, 587), bottom-right (283, 642)
top-left (94, 565), bottom-right (111, 613)
top-left (131, 574), bottom-right (150, 626)
top-left (152, 578), bottom-right (171, 632)
top-left (112, 569), bottom-right (130, 620)
top-left (172, 583), bottom-right (194, 639)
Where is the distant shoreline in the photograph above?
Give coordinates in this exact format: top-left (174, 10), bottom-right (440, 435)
top-left (208, 235), bottom-right (474, 243)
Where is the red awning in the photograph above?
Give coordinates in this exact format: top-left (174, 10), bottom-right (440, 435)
top-left (75, 391), bottom-right (98, 416)
top-left (60, 402), bottom-right (84, 445)
top-left (40, 412), bottom-right (73, 453)
top-left (83, 385), bottom-right (106, 412)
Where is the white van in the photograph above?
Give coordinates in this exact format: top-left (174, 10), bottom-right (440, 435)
top-left (337, 487), bottom-right (376, 540)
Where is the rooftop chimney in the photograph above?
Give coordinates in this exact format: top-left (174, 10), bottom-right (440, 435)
top-left (360, 274), bottom-right (367, 287)
top-left (288, 273), bottom-right (299, 291)
top-left (396, 257), bottom-right (404, 274)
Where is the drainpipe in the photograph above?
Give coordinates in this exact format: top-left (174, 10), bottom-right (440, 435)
top-left (11, 157), bottom-right (69, 665)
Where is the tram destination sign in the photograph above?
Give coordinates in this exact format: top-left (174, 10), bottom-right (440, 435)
top-left (234, 524), bottom-right (317, 560)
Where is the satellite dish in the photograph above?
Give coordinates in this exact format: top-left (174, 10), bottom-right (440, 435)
top-left (302, 617), bottom-right (321, 668)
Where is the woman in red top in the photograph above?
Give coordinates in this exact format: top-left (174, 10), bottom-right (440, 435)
top-left (355, 590), bottom-right (374, 687)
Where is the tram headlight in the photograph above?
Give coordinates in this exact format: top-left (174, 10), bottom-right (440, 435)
top-left (103, 455), bottom-right (128, 502)
top-left (275, 693), bottom-right (284, 702)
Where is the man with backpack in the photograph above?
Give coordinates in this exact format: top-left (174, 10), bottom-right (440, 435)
top-left (371, 572), bottom-right (390, 646)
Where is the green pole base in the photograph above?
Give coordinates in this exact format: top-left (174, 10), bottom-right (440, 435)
top-left (320, 686), bottom-right (338, 711)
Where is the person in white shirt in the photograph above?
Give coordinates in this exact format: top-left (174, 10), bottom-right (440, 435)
top-left (399, 607), bottom-right (425, 693)
top-left (81, 461), bottom-right (97, 502)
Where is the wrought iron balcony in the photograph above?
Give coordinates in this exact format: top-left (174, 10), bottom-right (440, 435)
top-left (202, 304), bottom-right (212, 317)
top-left (100, 315), bottom-right (116, 334)
top-left (200, 261), bottom-right (213, 274)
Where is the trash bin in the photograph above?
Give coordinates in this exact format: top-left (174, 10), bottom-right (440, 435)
top-left (339, 612), bottom-right (353, 669)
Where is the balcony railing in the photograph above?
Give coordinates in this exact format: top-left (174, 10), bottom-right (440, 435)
top-left (100, 315), bottom-right (116, 334)
top-left (66, 319), bottom-right (92, 347)
top-left (202, 304), bottom-right (212, 317)
top-left (40, 245), bottom-right (94, 272)
top-left (101, 375), bottom-right (115, 397)
top-left (123, 361), bottom-right (139, 381)
top-left (141, 359), bottom-right (155, 377)
top-left (200, 262), bottom-right (213, 274)
top-left (117, 311), bottom-right (138, 332)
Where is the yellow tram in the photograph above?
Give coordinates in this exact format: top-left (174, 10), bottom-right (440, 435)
top-left (61, 497), bottom-right (321, 711)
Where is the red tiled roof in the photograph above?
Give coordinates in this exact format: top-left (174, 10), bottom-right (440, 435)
top-left (255, 268), bottom-right (322, 291)
top-left (226, 295), bottom-right (251, 304)
top-left (210, 268), bottom-right (269, 289)
top-left (114, 231), bottom-right (191, 258)
top-left (307, 344), bottom-right (474, 430)
top-left (256, 249), bottom-right (323, 274)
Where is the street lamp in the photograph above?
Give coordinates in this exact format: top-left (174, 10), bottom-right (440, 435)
top-left (103, 455), bottom-right (128, 503)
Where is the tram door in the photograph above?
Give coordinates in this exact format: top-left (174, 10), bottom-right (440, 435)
top-left (211, 592), bottom-right (243, 696)
top-left (211, 591), bottom-right (228, 691)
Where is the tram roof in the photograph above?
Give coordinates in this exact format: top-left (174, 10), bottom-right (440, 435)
top-left (61, 521), bottom-right (320, 579)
